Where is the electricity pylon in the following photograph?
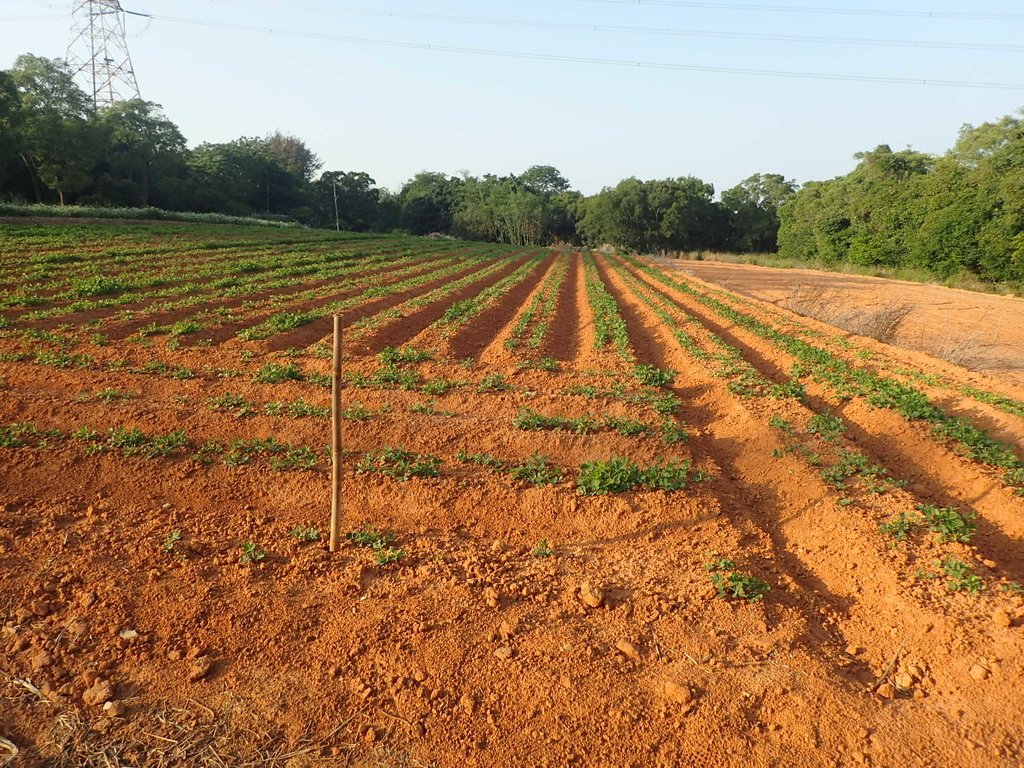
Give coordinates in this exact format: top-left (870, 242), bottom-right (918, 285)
top-left (66, 0), bottom-right (143, 112)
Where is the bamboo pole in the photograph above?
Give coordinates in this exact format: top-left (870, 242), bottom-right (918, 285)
top-left (329, 315), bottom-right (343, 552)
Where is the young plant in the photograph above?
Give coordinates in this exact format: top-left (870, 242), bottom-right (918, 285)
top-left (162, 529), bottom-right (182, 553)
top-left (532, 539), bottom-right (556, 557)
top-left (346, 525), bottom-right (404, 566)
top-left (357, 448), bottom-right (441, 480)
top-left (379, 346), bottom-right (432, 365)
top-left (477, 372), bottom-right (511, 392)
top-left (807, 413), bottom-right (845, 442)
top-left (918, 504), bottom-right (976, 543)
top-left (254, 362), bottom-right (304, 384)
top-left (239, 541), bottom-right (267, 565)
top-left (290, 525), bottom-right (321, 542)
top-left (707, 559), bottom-right (770, 603)
top-left (633, 364), bottom-right (676, 388)
top-left (577, 458), bottom-right (646, 496)
top-left (941, 558), bottom-right (984, 594)
top-left (509, 454), bottom-right (564, 486)
top-left (879, 511), bottom-right (921, 542)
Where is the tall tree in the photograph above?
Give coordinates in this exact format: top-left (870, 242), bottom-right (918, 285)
top-left (721, 173), bottom-right (798, 252)
top-left (93, 100), bottom-right (187, 207)
top-left (399, 172), bottom-right (463, 234)
top-left (9, 54), bottom-right (95, 204)
top-left (0, 71), bottom-right (22, 193)
top-left (313, 170), bottom-right (382, 231)
top-left (265, 131), bottom-right (322, 182)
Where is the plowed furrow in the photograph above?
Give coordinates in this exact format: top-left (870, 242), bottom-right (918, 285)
top-left (540, 252), bottom-right (582, 363)
top-left (351, 254), bottom-right (536, 356)
top-left (631, 262), bottom-right (1024, 570)
top-left (445, 254), bottom-right (556, 360)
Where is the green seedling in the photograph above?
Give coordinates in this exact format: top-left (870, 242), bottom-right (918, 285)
top-left (633, 364), bottom-right (676, 388)
top-left (879, 511), bottom-right (921, 542)
top-left (509, 454), bottom-right (564, 486)
top-left (357, 448), bottom-right (441, 480)
top-left (290, 525), bottom-right (321, 542)
top-left (707, 561), bottom-right (770, 603)
top-left (532, 539), bottom-right (556, 558)
top-left (162, 529), bottom-right (182, 553)
top-left (379, 346), bottom-right (432, 365)
top-left (918, 504), bottom-right (975, 543)
top-left (941, 558), bottom-right (984, 594)
top-left (239, 541), bottom-right (267, 565)
top-left (254, 362), bottom-right (304, 384)
top-left (807, 413), bottom-right (845, 442)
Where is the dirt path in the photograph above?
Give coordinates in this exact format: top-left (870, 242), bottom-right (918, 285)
top-left (662, 259), bottom-right (1024, 387)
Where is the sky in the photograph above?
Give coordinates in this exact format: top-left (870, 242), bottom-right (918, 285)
top-left (2, 0), bottom-right (1023, 195)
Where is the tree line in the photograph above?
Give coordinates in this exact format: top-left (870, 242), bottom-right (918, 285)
top-left (0, 54), bottom-right (790, 252)
top-left (2, 54), bottom-right (1022, 285)
top-left (779, 115), bottom-right (1024, 284)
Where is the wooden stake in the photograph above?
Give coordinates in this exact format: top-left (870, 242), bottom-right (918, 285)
top-left (329, 315), bottom-right (343, 552)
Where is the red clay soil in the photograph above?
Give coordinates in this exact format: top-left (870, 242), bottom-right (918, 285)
top-left (665, 259), bottom-right (1024, 387)
top-left (1, 245), bottom-right (1023, 768)
top-left (543, 253), bottom-right (583, 363)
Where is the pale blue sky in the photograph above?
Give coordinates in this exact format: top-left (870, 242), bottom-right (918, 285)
top-left (2, 0), bottom-right (1023, 194)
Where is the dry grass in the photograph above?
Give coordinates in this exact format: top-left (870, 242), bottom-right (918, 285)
top-left (784, 283), bottom-right (914, 344)
top-left (1, 676), bottom-right (436, 768)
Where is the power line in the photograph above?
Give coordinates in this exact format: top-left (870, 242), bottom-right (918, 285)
top-left (146, 13), bottom-right (1024, 90)
top-left (571, 0), bottom-right (1024, 22)
top-left (291, 6), bottom-right (1024, 53)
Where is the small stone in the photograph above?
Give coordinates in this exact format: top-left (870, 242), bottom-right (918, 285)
top-left (482, 587), bottom-right (500, 609)
top-left (83, 680), bottom-right (115, 706)
top-left (661, 681), bottom-right (692, 705)
top-left (493, 646), bottom-right (514, 660)
top-left (187, 656), bottom-right (215, 682)
top-left (363, 727), bottom-right (378, 743)
top-left (894, 673), bottom-right (914, 690)
top-left (993, 608), bottom-right (1013, 628)
top-left (845, 644), bottom-right (863, 656)
top-left (969, 664), bottom-right (990, 681)
top-left (875, 683), bottom-right (895, 700)
top-left (982, 559), bottom-right (997, 570)
top-left (615, 640), bottom-right (641, 660)
top-left (31, 650), bottom-right (52, 672)
top-left (490, 540), bottom-right (503, 552)
top-left (498, 620), bottom-right (517, 640)
top-left (102, 700), bottom-right (126, 717)
top-left (167, 649), bottom-right (182, 661)
top-left (578, 582), bottom-right (604, 609)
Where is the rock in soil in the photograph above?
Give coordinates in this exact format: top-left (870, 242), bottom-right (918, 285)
top-left (578, 582), bottom-right (604, 609)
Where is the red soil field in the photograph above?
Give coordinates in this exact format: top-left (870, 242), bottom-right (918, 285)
top-left (1, 223), bottom-right (1022, 767)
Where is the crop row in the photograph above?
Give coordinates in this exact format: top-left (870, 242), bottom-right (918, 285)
top-left (504, 256), bottom-right (569, 352)
top-left (624, 256), bottom-right (1024, 493)
top-left (0, 420), bottom-right (710, 497)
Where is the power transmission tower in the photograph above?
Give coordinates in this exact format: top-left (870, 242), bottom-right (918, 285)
top-left (66, 0), bottom-right (144, 112)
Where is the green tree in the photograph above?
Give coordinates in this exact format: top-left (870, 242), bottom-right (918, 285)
top-left (93, 100), bottom-right (187, 207)
top-left (721, 173), bottom-right (797, 252)
top-left (187, 137), bottom-right (294, 215)
top-left (0, 70), bottom-right (23, 193)
top-left (9, 54), bottom-right (95, 204)
top-left (265, 131), bottom-right (322, 182)
top-left (313, 170), bottom-right (382, 231)
top-left (399, 171), bottom-right (463, 234)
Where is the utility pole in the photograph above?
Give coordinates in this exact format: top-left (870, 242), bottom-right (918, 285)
top-left (66, 1), bottom-right (145, 112)
top-left (333, 179), bottom-right (340, 232)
